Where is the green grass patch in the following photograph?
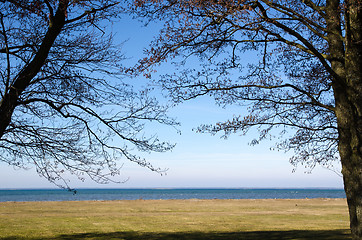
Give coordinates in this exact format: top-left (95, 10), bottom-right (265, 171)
top-left (0, 198), bottom-right (351, 239)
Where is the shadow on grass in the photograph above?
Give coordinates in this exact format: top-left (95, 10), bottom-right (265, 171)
top-left (1, 229), bottom-right (351, 240)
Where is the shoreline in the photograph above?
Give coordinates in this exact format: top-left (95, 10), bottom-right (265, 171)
top-left (0, 197), bottom-right (347, 204)
top-left (0, 187), bottom-right (345, 190)
top-left (0, 188), bottom-right (346, 202)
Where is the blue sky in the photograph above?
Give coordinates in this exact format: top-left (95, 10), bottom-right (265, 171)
top-left (0, 13), bottom-right (344, 189)
top-left (0, 97), bottom-right (344, 189)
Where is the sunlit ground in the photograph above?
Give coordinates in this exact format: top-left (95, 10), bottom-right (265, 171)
top-left (0, 199), bottom-right (351, 239)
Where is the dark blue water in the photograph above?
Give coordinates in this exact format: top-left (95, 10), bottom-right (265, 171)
top-left (0, 188), bottom-right (345, 202)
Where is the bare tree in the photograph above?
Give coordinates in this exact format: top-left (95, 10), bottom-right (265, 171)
top-left (131, 0), bottom-right (362, 238)
top-left (0, 0), bottom-right (177, 189)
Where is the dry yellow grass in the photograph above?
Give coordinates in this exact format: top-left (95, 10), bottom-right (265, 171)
top-left (0, 198), bottom-right (351, 239)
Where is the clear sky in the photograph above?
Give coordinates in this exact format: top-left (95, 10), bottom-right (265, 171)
top-left (0, 13), bottom-right (344, 189)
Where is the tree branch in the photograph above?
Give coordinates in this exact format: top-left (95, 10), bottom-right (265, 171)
top-left (255, 1), bottom-right (342, 83)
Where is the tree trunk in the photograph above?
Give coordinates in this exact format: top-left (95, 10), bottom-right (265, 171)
top-left (336, 100), bottom-right (362, 239)
top-left (328, 1), bottom-right (362, 238)
top-left (342, 2), bottom-right (362, 238)
top-left (334, 59), bottom-right (362, 240)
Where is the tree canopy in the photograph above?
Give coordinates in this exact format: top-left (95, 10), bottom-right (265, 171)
top-left (131, 0), bottom-right (340, 170)
top-left (131, 0), bottom-right (362, 238)
top-left (0, 0), bottom-right (176, 189)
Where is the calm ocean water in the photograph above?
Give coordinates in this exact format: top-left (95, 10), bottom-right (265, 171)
top-left (0, 188), bottom-right (345, 202)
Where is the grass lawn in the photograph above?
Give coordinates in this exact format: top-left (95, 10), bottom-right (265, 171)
top-left (0, 198), bottom-right (351, 239)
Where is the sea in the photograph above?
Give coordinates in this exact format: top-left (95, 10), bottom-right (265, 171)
top-left (0, 188), bottom-right (345, 202)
